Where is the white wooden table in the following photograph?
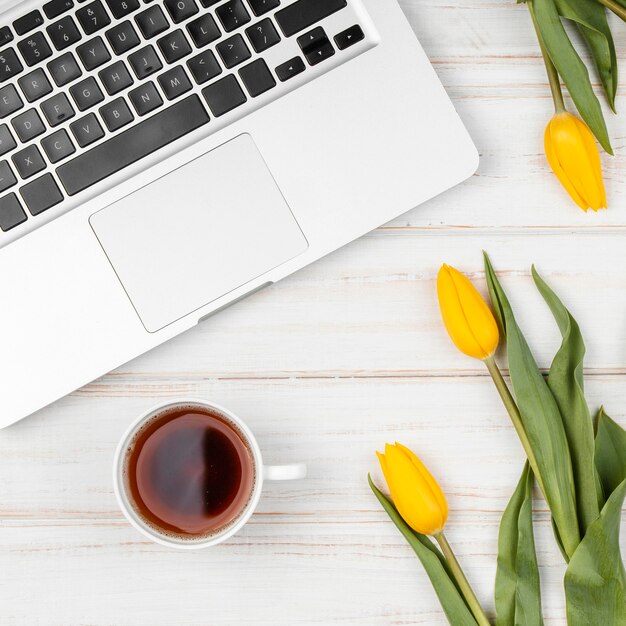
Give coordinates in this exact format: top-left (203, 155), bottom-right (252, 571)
top-left (2, 1), bottom-right (625, 624)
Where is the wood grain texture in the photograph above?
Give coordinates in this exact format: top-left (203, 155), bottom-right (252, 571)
top-left (1, 1), bottom-right (626, 625)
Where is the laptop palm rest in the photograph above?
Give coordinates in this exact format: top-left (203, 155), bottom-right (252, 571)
top-left (89, 134), bottom-right (308, 333)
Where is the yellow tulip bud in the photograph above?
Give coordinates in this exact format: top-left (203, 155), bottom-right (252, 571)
top-left (376, 442), bottom-right (448, 536)
top-left (544, 112), bottom-right (607, 212)
top-left (437, 264), bottom-right (500, 360)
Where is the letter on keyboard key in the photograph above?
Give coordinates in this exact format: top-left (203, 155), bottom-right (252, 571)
top-left (275, 0), bottom-right (347, 37)
top-left (20, 172), bottom-right (64, 215)
top-left (56, 95), bottom-right (210, 195)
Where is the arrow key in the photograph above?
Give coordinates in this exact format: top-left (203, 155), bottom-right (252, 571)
top-left (275, 56), bottom-right (305, 82)
top-left (334, 24), bottom-right (364, 50)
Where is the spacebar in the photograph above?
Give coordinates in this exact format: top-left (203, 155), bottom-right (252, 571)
top-left (57, 95), bottom-right (210, 196)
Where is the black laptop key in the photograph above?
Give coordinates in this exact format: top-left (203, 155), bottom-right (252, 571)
top-left (0, 124), bottom-right (17, 155)
top-left (76, 37), bottom-right (111, 70)
top-left (245, 18), bottom-right (279, 53)
top-left (187, 14), bottom-right (220, 48)
top-left (99, 97), bottom-right (133, 130)
top-left (70, 112), bottom-right (104, 147)
top-left (44, 0), bottom-right (75, 19)
top-left (0, 49), bottom-right (24, 83)
top-left (238, 58), bottom-right (275, 97)
top-left (70, 76), bottom-right (104, 110)
top-left (216, 34), bottom-right (250, 69)
top-left (202, 74), bottom-right (245, 117)
top-left (298, 26), bottom-right (334, 65)
top-left (0, 85), bottom-right (23, 117)
top-left (247, 0), bottom-right (279, 16)
top-left (165, 0), bottom-right (198, 24)
top-left (107, 21), bottom-right (140, 55)
top-left (199, 0), bottom-right (219, 6)
top-left (77, 1), bottom-right (112, 35)
top-left (158, 29), bottom-right (191, 63)
top-left (12, 108), bottom-right (45, 141)
top-left (216, 0), bottom-right (250, 33)
top-left (12, 144), bottom-right (46, 178)
top-left (106, 0), bottom-right (140, 19)
top-left (99, 60), bottom-right (133, 94)
top-left (41, 128), bottom-right (76, 162)
top-left (14, 11), bottom-right (45, 37)
top-left (135, 6), bottom-right (169, 39)
top-left (20, 172), bottom-right (64, 215)
top-left (56, 94), bottom-right (209, 195)
top-left (128, 45), bottom-right (162, 78)
top-left (0, 193), bottom-right (27, 231)
top-left (18, 68), bottom-right (53, 102)
top-left (0, 27), bottom-right (14, 49)
top-left (275, 55), bottom-right (304, 82)
top-left (335, 24), bottom-right (363, 50)
top-left (41, 92), bottom-right (75, 125)
top-left (276, 0), bottom-right (346, 37)
top-left (0, 160), bottom-right (17, 192)
top-left (158, 65), bottom-right (191, 100)
top-left (187, 49), bottom-right (220, 84)
top-left (48, 16), bottom-right (82, 51)
top-left (18, 32), bottom-right (53, 67)
top-left (128, 80), bottom-right (162, 115)
top-left (47, 52), bottom-right (82, 86)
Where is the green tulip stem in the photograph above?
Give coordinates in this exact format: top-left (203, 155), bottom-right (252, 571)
top-left (434, 532), bottom-right (492, 626)
top-left (528, 2), bottom-right (566, 114)
top-left (597, 0), bottom-right (626, 22)
top-left (484, 356), bottom-right (547, 498)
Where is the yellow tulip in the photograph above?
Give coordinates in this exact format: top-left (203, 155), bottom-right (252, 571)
top-left (544, 112), bottom-right (607, 212)
top-left (376, 442), bottom-right (448, 536)
top-left (437, 264), bottom-right (499, 360)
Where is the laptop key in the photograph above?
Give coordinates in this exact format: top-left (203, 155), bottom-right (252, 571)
top-left (99, 60), bottom-right (133, 94)
top-left (202, 74), bottom-right (246, 117)
top-left (12, 108), bottom-right (45, 142)
top-left (158, 30), bottom-right (192, 64)
top-left (334, 24), bottom-right (364, 50)
top-left (238, 58), bottom-right (275, 97)
top-left (0, 85), bottom-right (23, 117)
top-left (105, 0), bottom-right (140, 19)
top-left (70, 76), bottom-right (104, 110)
top-left (43, 0), bottom-right (75, 20)
top-left (0, 49), bottom-right (24, 83)
top-left (70, 112), bottom-right (104, 147)
top-left (128, 45), bottom-right (162, 79)
top-left (12, 144), bottom-right (46, 178)
top-left (216, 34), bottom-right (250, 69)
top-left (129, 81), bottom-right (162, 115)
top-left (0, 124), bottom-right (17, 155)
top-left (0, 160), bottom-right (17, 192)
top-left (56, 94), bottom-right (210, 195)
top-left (76, 0), bottom-right (112, 35)
top-left (18, 32), bottom-right (53, 67)
top-left (165, 0), bottom-right (198, 24)
top-left (0, 193), bottom-right (27, 231)
top-left (135, 6), bottom-right (169, 39)
top-left (216, 0), bottom-right (250, 33)
top-left (14, 11), bottom-right (45, 37)
top-left (48, 16), bottom-right (82, 51)
top-left (158, 65), bottom-right (192, 100)
top-left (20, 172), bottom-right (64, 215)
top-left (275, 0), bottom-right (346, 37)
top-left (247, 0), bottom-right (280, 16)
top-left (76, 37), bottom-right (111, 70)
top-left (99, 97), bottom-right (133, 131)
top-left (41, 128), bottom-right (76, 162)
top-left (41, 92), bottom-right (75, 126)
top-left (275, 56), bottom-right (304, 82)
top-left (0, 27), bottom-right (14, 49)
top-left (246, 18), bottom-right (279, 53)
top-left (187, 14), bottom-right (220, 48)
top-left (187, 49), bottom-right (220, 84)
top-left (107, 21), bottom-right (140, 55)
top-left (18, 68), bottom-right (53, 102)
top-left (47, 52), bottom-right (82, 86)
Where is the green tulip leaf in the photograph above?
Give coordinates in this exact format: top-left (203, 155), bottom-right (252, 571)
top-left (532, 0), bottom-right (613, 154)
top-left (594, 408), bottom-right (626, 506)
top-left (564, 479), bottom-right (626, 625)
top-left (532, 267), bottom-right (599, 534)
top-left (368, 475), bottom-right (479, 626)
top-left (484, 253), bottom-right (580, 560)
top-left (495, 463), bottom-right (544, 626)
top-left (554, 0), bottom-right (618, 110)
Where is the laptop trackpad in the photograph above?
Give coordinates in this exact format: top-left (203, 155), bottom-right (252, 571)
top-left (90, 134), bottom-right (308, 333)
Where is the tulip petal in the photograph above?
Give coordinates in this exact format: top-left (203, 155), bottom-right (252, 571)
top-left (572, 116), bottom-right (607, 210)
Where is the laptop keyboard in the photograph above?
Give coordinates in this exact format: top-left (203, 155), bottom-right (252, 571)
top-left (0, 0), bottom-right (374, 240)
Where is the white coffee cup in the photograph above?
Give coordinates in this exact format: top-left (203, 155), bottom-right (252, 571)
top-left (113, 398), bottom-right (306, 549)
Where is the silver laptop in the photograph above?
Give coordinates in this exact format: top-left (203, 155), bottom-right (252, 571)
top-left (0, 0), bottom-right (477, 427)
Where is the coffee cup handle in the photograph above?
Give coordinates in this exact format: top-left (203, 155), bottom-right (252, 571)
top-left (263, 463), bottom-right (307, 481)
